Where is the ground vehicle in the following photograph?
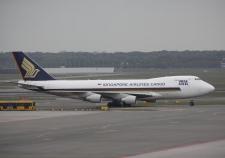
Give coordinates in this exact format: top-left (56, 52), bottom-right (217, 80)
top-left (0, 100), bottom-right (36, 111)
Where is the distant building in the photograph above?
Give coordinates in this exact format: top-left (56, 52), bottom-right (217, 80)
top-left (221, 58), bottom-right (225, 68)
top-left (44, 67), bottom-right (114, 74)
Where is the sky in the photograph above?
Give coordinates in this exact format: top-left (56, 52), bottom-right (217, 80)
top-left (0, 0), bottom-right (225, 52)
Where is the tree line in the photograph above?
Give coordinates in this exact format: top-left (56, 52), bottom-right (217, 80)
top-left (1, 50), bottom-right (225, 69)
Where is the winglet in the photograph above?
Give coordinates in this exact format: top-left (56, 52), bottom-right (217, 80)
top-left (12, 52), bottom-right (55, 81)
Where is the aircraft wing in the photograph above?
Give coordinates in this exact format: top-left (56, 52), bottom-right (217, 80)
top-left (96, 91), bottom-right (161, 101)
top-left (31, 89), bottom-right (160, 102)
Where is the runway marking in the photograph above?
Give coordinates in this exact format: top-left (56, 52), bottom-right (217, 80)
top-left (97, 129), bottom-right (119, 134)
top-left (124, 138), bottom-right (225, 158)
top-left (43, 138), bottom-right (51, 141)
top-left (101, 124), bottom-right (112, 129)
top-left (168, 121), bottom-right (180, 125)
top-left (157, 108), bottom-right (186, 112)
top-left (213, 111), bottom-right (225, 116)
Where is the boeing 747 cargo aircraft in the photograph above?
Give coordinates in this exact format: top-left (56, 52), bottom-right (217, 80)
top-left (12, 52), bottom-right (215, 107)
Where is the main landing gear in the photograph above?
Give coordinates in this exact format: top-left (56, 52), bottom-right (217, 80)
top-left (107, 101), bottom-right (131, 107)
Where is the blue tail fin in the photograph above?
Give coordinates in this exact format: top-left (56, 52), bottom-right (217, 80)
top-left (12, 52), bottom-right (55, 81)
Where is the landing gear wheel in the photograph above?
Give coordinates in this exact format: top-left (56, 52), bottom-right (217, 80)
top-left (189, 100), bottom-right (195, 106)
top-left (107, 101), bottom-right (131, 107)
top-left (107, 102), bottom-right (113, 108)
top-left (107, 101), bottom-right (121, 107)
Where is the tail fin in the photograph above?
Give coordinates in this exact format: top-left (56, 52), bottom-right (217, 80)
top-left (12, 52), bottom-right (55, 81)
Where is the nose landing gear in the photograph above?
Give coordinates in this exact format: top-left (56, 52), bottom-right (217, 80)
top-left (189, 100), bottom-right (195, 106)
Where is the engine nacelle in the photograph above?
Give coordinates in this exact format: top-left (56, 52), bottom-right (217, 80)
top-left (85, 94), bottom-right (102, 103)
top-left (121, 95), bottom-right (136, 105)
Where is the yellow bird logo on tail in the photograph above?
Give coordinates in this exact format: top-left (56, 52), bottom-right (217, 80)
top-left (21, 58), bottom-right (40, 78)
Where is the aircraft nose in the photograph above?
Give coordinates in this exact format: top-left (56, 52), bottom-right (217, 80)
top-left (206, 83), bottom-right (215, 93)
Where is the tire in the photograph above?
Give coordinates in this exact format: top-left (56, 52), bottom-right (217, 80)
top-left (189, 100), bottom-right (195, 106)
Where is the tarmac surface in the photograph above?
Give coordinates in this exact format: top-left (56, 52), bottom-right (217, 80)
top-left (1, 105), bottom-right (225, 158)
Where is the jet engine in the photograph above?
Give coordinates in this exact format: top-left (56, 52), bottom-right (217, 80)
top-left (121, 95), bottom-right (136, 105)
top-left (85, 94), bottom-right (102, 103)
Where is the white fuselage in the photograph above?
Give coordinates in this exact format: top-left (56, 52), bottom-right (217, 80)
top-left (18, 76), bottom-right (215, 102)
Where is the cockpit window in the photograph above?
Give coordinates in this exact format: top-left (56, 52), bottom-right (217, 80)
top-left (195, 77), bottom-right (201, 80)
